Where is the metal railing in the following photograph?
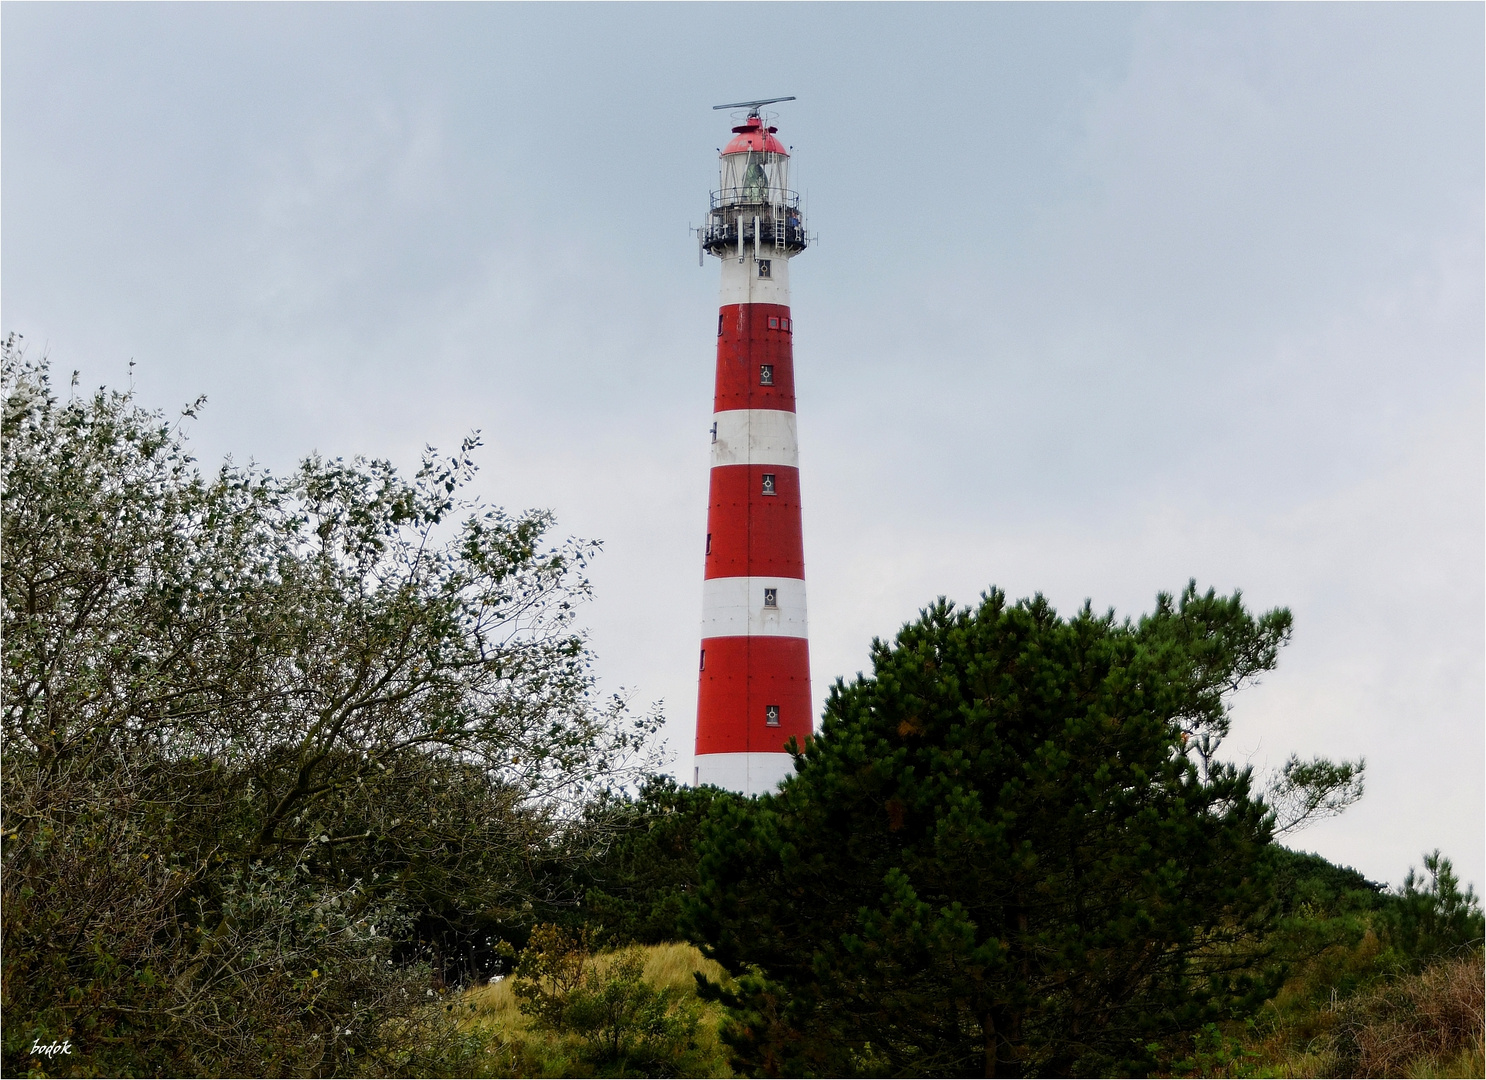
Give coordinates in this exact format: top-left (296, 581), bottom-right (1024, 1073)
top-left (710, 188), bottom-right (802, 212)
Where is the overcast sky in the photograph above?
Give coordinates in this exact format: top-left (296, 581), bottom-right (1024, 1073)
top-left (5, 2), bottom-right (1481, 891)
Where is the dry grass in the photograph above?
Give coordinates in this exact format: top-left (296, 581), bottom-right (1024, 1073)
top-left (460, 942), bottom-right (727, 1024)
top-left (1240, 952), bottom-right (1484, 1078)
top-left (1403, 1038), bottom-right (1484, 1080)
top-left (456, 942), bottom-right (732, 1078)
top-left (1338, 953), bottom-right (1484, 1078)
top-left (636, 941), bottom-right (730, 992)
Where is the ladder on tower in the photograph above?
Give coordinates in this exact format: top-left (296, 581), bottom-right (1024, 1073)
top-left (774, 207), bottom-right (785, 253)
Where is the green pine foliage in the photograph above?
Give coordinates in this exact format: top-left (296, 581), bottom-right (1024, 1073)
top-left (689, 587), bottom-right (1296, 1078)
top-left (1381, 851), bottom-right (1485, 967)
top-left (580, 777), bottom-right (743, 946)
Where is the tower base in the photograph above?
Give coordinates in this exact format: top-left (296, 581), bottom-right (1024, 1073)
top-left (693, 751), bottom-right (795, 796)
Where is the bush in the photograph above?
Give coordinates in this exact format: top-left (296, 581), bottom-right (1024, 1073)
top-left (1379, 852), bottom-right (1486, 969)
top-left (512, 925), bottom-right (710, 1077)
top-left (580, 777), bottom-right (742, 946)
top-left (1218, 849), bottom-right (1483, 1080)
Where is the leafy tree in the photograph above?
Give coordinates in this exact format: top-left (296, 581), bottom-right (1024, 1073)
top-left (690, 586), bottom-right (1327, 1078)
top-left (1, 341), bottom-right (657, 1075)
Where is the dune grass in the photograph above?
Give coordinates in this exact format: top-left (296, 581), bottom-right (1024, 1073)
top-left (456, 942), bottom-right (733, 1078)
top-left (1226, 952), bottom-right (1484, 1079)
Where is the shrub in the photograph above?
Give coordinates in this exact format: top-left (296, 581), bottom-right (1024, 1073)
top-left (513, 925), bottom-right (709, 1077)
top-left (1379, 852), bottom-right (1486, 969)
top-left (580, 776), bottom-right (743, 946)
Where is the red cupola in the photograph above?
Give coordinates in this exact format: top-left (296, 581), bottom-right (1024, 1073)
top-left (723, 116), bottom-right (789, 156)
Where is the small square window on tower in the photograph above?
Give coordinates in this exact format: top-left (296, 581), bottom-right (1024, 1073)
top-left (705, 533), bottom-right (712, 555)
top-left (768, 316), bottom-right (779, 329)
top-left (758, 259), bottom-right (772, 279)
top-left (718, 313), bottom-right (724, 336)
top-left (699, 648), bottom-right (706, 671)
top-left (763, 587), bottom-right (778, 608)
top-left (765, 704), bottom-right (781, 726)
top-left (761, 473), bottom-right (776, 496)
top-left (759, 364), bottom-right (774, 386)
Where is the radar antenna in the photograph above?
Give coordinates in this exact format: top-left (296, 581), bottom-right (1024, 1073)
top-left (712, 96), bottom-right (796, 117)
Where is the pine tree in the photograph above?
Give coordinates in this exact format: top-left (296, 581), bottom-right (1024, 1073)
top-left (691, 586), bottom-right (1296, 1078)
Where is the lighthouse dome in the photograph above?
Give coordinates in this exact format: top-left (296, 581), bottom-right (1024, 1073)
top-left (722, 116), bottom-right (789, 157)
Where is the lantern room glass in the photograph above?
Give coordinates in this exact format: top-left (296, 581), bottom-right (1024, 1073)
top-left (718, 151), bottom-right (790, 207)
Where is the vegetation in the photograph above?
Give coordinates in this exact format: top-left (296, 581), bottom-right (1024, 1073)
top-left (689, 587), bottom-right (1331, 1076)
top-left (578, 777), bottom-right (740, 945)
top-left (1, 341), bottom-right (657, 1076)
top-left (2, 341), bottom-right (1479, 1078)
top-left (459, 940), bottom-right (732, 1078)
top-left (1220, 849), bottom-right (1485, 1078)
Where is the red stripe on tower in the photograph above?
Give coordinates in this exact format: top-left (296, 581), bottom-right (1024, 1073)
top-left (694, 101), bottom-right (811, 795)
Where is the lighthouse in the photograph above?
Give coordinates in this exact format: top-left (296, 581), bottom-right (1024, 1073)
top-left (693, 98), bottom-right (811, 795)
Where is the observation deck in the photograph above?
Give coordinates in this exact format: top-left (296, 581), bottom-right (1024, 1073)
top-left (702, 190), bottom-right (808, 257)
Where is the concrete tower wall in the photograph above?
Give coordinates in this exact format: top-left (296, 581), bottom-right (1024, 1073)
top-left (695, 240), bottom-right (811, 795)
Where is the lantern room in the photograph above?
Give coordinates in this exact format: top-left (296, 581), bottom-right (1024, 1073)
top-left (701, 105), bottom-right (808, 260)
top-left (718, 116), bottom-right (791, 208)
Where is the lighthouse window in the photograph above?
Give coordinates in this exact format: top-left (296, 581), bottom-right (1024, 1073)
top-left (761, 473), bottom-right (776, 496)
top-left (718, 313), bottom-right (724, 336)
top-left (705, 533), bottom-right (712, 555)
top-left (763, 587), bottom-right (778, 608)
top-left (699, 649), bottom-right (706, 671)
top-left (710, 421), bottom-right (717, 443)
top-left (768, 316), bottom-right (779, 329)
top-left (759, 364), bottom-right (774, 386)
top-left (757, 259), bottom-right (772, 279)
top-left (765, 704), bottom-right (781, 727)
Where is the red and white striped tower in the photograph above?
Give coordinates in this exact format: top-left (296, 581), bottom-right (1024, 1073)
top-left (694, 99), bottom-right (811, 795)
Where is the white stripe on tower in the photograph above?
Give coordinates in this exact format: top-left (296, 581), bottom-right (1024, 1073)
top-left (700, 577), bottom-right (809, 638)
top-left (711, 409), bottom-right (799, 468)
top-left (694, 753), bottom-right (795, 795)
